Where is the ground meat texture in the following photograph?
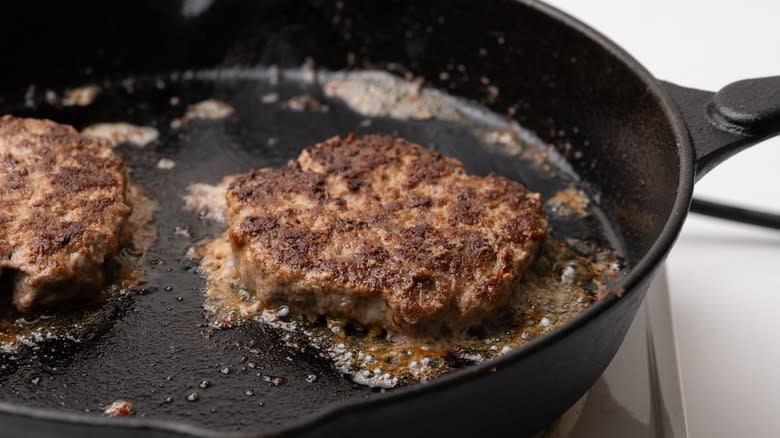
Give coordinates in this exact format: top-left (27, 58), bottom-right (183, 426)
top-left (0, 116), bottom-right (130, 312)
top-left (225, 134), bottom-right (547, 335)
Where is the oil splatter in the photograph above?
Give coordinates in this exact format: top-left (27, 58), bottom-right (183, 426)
top-left (83, 123), bottom-right (159, 147)
top-left (193, 229), bottom-right (620, 388)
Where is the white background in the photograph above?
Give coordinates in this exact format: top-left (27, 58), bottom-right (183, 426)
top-left (543, 1), bottom-right (780, 437)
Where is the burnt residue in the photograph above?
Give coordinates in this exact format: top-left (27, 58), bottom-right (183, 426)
top-left (0, 68), bottom-right (626, 432)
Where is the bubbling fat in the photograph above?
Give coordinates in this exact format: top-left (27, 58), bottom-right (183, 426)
top-left (187, 182), bottom-right (621, 388)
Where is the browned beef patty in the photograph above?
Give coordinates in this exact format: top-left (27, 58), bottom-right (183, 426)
top-left (226, 134), bottom-right (547, 335)
top-left (0, 116), bottom-right (130, 312)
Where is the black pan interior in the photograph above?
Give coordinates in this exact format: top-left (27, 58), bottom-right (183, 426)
top-left (0, 0), bottom-right (684, 435)
top-left (0, 64), bottom-right (622, 432)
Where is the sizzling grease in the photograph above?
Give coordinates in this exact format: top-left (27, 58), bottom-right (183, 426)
top-left (188, 183), bottom-right (620, 388)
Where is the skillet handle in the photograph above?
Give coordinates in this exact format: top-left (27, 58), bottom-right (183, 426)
top-left (662, 77), bottom-right (780, 229)
top-left (661, 76), bottom-right (780, 179)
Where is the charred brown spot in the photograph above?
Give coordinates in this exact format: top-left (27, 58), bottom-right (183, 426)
top-left (239, 216), bottom-right (279, 236)
top-left (408, 195), bottom-right (432, 208)
top-left (50, 165), bottom-right (118, 191)
top-left (347, 180), bottom-right (364, 191)
top-left (22, 215), bottom-right (86, 256)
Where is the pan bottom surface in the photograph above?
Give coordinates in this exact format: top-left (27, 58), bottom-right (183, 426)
top-left (0, 68), bottom-right (626, 433)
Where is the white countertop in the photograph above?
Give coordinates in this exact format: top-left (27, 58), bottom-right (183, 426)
top-left (542, 1), bottom-right (780, 437)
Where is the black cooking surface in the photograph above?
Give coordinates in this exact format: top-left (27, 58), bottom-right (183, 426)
top-left (0, 71), bottom-right (620, 434)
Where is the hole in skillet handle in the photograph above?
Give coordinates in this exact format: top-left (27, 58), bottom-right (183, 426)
top-left (661, 76), bottom-right (780, 230)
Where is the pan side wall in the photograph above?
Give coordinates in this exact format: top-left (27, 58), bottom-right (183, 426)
top-left (2, 0), bottom-right (682, 264)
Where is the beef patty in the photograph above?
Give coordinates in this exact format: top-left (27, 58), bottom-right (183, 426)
top-left (226, 134), bottom-right (547, 335)
top-left (0, 116), bottom-right (131, 312)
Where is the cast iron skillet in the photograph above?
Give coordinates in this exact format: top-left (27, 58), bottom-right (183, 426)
top-left (1, 1), bottom-right (779, 437)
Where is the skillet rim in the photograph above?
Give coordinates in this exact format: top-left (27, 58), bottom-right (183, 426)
top-left (0, 0), bottom-right (696, 435)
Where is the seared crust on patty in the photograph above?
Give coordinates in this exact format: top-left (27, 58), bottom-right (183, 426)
top-left (0, 115), bottom-right (131, 312)
top-left (226, 134), bottom-right (547, 335)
